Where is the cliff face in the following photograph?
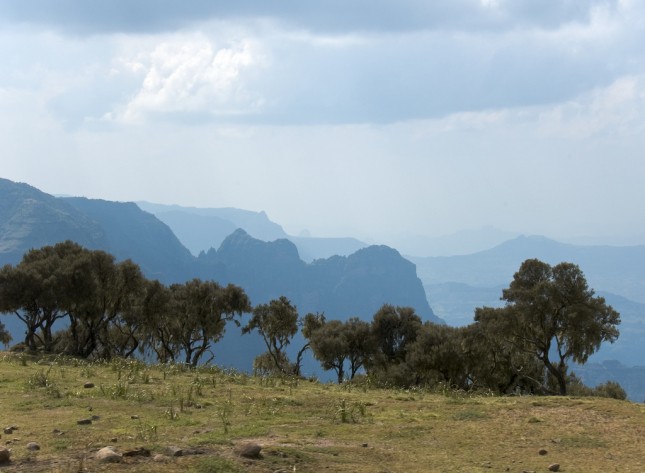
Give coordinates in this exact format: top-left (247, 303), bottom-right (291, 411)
top-left (201, 230), bottom-right (441, 323)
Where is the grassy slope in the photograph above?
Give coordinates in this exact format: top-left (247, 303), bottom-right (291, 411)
top-left (0, 353), bottom-right (644, 472)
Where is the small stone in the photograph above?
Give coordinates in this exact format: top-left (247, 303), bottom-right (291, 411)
top-left (91, 415), bottom-right (100, 421)
top-left (77, 419), bottom-right (92, 425)
top-left (95, 446), bottom-right (122, 463)
top-left (362, 443), bottom-right (369, 448)
top-left (538, 449), bottom-right (548, 456)
top-left (548, 464), bottom-right (560, 472)
top-left (166, 446), bottom-right (183, 457)
top-left (153, 453), bottom-right (168, 462)
top-left (109, 437), bottom-right (118, 443)
top-left (26, 442), bottom-right (40, 451)
top-left (3, 428), bottom-right (12, 435)
top-left (0, 446), bottom-right (10, 464)
top-left (131, 415), bottom-right (139, 420)
top-left (83, 382), bottom-right (95, 389)
top-left (481, 461), bottom-right (492, 468)
top-left (234, 442), bottom-right (262, 459)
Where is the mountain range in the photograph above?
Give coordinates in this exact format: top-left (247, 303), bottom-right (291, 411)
top-left (2, 177), bottom-right (645, 398)
top-left (0, 177), bottom-right (440, 375)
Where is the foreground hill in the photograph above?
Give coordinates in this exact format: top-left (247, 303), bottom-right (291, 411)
top-left (0, 352), bottom-right (642, 472)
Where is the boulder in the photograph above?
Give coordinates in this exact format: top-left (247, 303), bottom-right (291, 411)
top-left (26, 442), bottom-right (40, 451)
top-left (234, 442), bottom-right (262, 459)
top-left (95, 446), bottom-right (122, 463)
top-left (0, 446), bottom-right (10, 464)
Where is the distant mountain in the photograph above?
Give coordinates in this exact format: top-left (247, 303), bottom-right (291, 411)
top-left (412, 235), bottom-right (645, 304)
top-left (62, 197), bottom-right (195, 283)
top-left (392, 226), bottom-right (521, 257)
top-left (197, 229), bottom-right (441, 324)
top-left (137, 201), bottom-right (288, 255)
top-left (0, 178), bottom-right (108, 264)
top-left (138, 201), bottom-right (369, 261)
top-left (0, 176), bottom-right (440, 334)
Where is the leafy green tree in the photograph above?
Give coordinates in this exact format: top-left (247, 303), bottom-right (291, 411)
top-left (344, 317), bottom-right (374, 380)
top-left (0, 321), bottom-right (10, 346)
top-left (0, 241), bottom-right (83, 352)
top-left (368, 304), bottom-right (422, 386)
top-left (476, 259), bottom-right (620, 395)
top-left (307, 316), bottom-right (374, 383)
top-left (167, 279), bottom-right (251, 367)
top-left (407, 323), bottom-right (470, 389)
top-left (308, 319), bottom-right (348, 383)
top-left (58, 250), bottom-right (146, 359)
top-left (464, 314), bottom-right (546, 394)
top-left (243, 296), bottom-right (299, 375)
top-left (139, 279), bottom-right (177, 363)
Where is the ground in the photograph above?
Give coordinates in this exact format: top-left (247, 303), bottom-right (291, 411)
top-left (0, 352), bottom-right (643, 472)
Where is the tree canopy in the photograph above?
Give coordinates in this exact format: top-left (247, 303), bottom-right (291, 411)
top-left (474, 258), bottom-right (620, 395)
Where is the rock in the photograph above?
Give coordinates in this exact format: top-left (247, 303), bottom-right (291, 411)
top-left (83, 382), bottom-right (95, 389)
top-left (3, 428), bottom-right (12, 435)
top-left (131, 415), bottom-right (139, 420)
top-left (234, 442), bottom-right (262, 459)
top-left (109, 437), bottom-right (118, 443)
top-left (0, 446), bottom-right (10, 464)
top-left (153, 453), bottom-right (168, 462)
top-left (77, 419), bottom-right (92, 425)
top-left (95, 446), bottom-right (122, 463)
top-left (548, 464), bottom-right (560, 472)
top-left (362, 443), bottom-right (369, 448)
top-left (538, 449), bottom-right (548, 455)
top-left (166, 446), bottom-right (183, 457)
top-left (26, 442), bottom-right (40, 451)
top-left (91, 415), bottom-right (100, 421)
top-left (123, 447), bottom-right (151, 457)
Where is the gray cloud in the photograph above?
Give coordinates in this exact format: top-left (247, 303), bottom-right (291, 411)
top-left (0, 0), bottom-right (618, 35)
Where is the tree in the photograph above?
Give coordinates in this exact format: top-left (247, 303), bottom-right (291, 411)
top-left (307, 316), bottom-right (374, 383)
top-left (476, 259), bottom-right (620, 395)
top-left (242, 296), bottom-right (299, 375)
top-left (407, 323), bottom-right (470, 389)
top-left (308, 319), bottom-right (348, 383)
top-left (370, 305), bottom-right (421, 366)
top-left (167, 279), bottom-right (251, 367)
top-left (0, 241), bottom-right (83, 352)
top-left (57, 250), bottom-right (146, 359)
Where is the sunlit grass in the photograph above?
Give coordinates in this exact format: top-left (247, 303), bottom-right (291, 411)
top-left (0, 351), bottom-right (644, 472)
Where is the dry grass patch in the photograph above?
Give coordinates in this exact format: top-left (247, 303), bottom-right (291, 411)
top-left (0, 352), bottom-right (644, 472)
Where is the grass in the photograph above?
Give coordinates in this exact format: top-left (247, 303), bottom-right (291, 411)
top-left (1, 351), bottom-right (644, 472)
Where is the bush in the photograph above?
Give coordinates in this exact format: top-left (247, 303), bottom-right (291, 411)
top-left (593, 381), bottom-right (627, 400)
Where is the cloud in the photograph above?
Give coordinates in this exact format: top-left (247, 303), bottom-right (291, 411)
top-left (0, 0), bottom-right (621, 35)
top-left (112, 34), bottom-right (266, 123)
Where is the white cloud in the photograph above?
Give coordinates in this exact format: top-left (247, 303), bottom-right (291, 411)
top-left (114, 34), bottom-right (266, 123)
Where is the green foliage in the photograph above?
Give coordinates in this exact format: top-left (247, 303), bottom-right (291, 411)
top-left (243, 296), bottom-right (299, 374)
top-left (474, 259), bottom-right (620, 395)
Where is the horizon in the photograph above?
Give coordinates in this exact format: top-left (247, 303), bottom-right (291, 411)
top-left (2, 1), bottom-right (645, 250)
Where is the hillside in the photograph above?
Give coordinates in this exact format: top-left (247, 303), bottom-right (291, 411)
top-left (0, 352), bottom-right (643, 473)
top-left (0, 178), bottom-right (441, 377)
top-left (0, 178), bottom-right (108, 264)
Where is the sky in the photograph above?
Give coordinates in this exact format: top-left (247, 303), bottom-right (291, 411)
top-left (2, 0), bottom-right (645, 251)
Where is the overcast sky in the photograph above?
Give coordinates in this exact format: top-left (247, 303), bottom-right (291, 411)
top-left (2, 0), bottom-right (645, 250)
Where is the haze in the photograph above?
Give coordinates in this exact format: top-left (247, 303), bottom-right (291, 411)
top-left (2, 0), bottom-right (644, 254)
